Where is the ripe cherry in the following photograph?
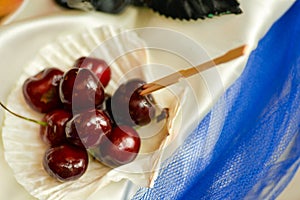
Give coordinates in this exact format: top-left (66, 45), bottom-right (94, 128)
top-left (59, 68), bottom-right (105, 113)
top-left (43, 143), bottom-right (88, 182)
top-left (111, 79), bottom-right (156, 126)
top-left (74, 57), bottom-right (111, 87)
top-left (22, 67), bottom-right (64, 113)
top-left (40, 109), bottom-right (72, 146)
top-left (65, 109), bottom-right (112, 149)
top-left (91, 125), bottom-right (141, 167)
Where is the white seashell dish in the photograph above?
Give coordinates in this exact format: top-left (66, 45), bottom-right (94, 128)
top-left (1, 25), bottom-right (200, 200)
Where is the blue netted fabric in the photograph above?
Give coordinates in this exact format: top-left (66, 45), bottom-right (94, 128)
top-left (132, 1), bottom-right (300, 199)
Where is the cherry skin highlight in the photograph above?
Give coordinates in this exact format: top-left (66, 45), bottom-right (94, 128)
top-left (74, 57), bottom-right (111, 88)
top-left (40, 109), bottom-right (72, 146)
top-left (59, 68), bottom-right (105, 113)
top-left (22, 67), bottom-right (64, 113)
top-left (43, 143), bottom-right (88, 182)
top-left (65, 109), bottom-right (113, 149)
top-left (111, 79), bottom-right (156, 126)
top-left (91, 125), bottom-right (141, 167)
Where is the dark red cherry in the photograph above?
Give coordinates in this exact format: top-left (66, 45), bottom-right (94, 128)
top-left (59, 68), bottom-right (105, 113)
top-left (74, 57), bottom-right (111, 87)
top-left (91, 125), bottom-right (141, 167)
top-left (65, 109), bottom-right (112, 149)
top-left (43, 143), bottom-right (88, 182)
top-left (40, 109), bottom-right (72, 146)
top-left (22, 67), bottom-right (64, 113)
top-left (111, 79), bottom-right (156, 126)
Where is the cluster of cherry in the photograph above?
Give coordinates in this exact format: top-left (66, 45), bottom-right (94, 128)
top-left (22, 56), bottom-right (156, 182)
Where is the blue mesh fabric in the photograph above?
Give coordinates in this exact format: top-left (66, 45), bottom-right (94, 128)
top-left (132, 1), bottom-right (300, 199)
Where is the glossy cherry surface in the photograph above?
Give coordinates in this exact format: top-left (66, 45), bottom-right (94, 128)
top-left (59, 68), bottom-right (105, 113)
top-left (74, 57), bottom-right (111, 87)
top-left (91, 125), bottom-right (141, 167)
top-left (65, 109), bottom-right (112, 149)
top-left (111, 79), bottom-right (156, 126)
top-left (22, 67), bottom-right (64, 113)
top-left (43, 144), bottom-right (88, 182)
top-left (40, 109), bottom-right (72, 146)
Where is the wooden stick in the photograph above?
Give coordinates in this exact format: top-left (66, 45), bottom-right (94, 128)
top-left (140, 45), bottom-right (248, 95)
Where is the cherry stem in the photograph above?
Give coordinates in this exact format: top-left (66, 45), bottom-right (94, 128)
top-left (156, 108), bottom-right (169, 123)
top-left (0, 102), bottom-right (47, 127)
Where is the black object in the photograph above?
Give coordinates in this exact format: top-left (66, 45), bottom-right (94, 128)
top-left (91, 0), bottom-right (131, 13)
top-left (54, 0), bottom-right (242, 20)
top-left (144, 0), bottom-right (242, 20)
top-left (54, 0), bottom-right (73, 9)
